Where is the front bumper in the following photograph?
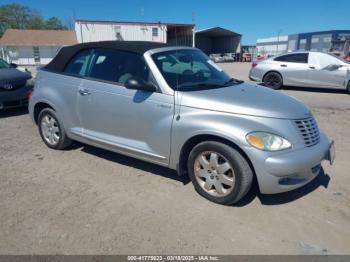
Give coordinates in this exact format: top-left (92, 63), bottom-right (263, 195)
top-left (245, 132), bottom-right (334, 194)
top-left (0, 85), bottom-right (33, 110)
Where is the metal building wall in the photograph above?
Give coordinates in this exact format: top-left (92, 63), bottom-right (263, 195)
top-left (212, 36), bottom-right (241, 54)
top-left (75, 22), bottom-right (167, 43)
top-left (195, 35), bottom-right (241, 55)
top-left (195, 35), bottom-right (212, 54)
top-left (167, 26), bottom-right (194, 47)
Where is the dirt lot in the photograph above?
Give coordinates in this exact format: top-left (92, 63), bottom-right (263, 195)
top-left (0, 63), bottom-right (349, 255)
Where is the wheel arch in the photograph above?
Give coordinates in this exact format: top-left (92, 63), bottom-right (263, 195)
top-left (262, 70), bottom-right (283, 83)
top-left (177, 134), bottom-right (256, 179)
top-left (33, 101), bottom-right (56, 124)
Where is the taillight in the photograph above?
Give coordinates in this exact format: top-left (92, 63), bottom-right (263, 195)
top-left (252, 63), bottom-right (258, 68)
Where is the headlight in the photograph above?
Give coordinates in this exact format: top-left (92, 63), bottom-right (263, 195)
top-left (246, 132), bottom-right (291, 151)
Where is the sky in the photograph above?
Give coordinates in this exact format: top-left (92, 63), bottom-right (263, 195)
top-left (2, 0), bottom-right (350, 44)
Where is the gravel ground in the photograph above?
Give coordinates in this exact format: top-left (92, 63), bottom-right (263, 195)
top-left (0, 63), bottom-right (349, 255)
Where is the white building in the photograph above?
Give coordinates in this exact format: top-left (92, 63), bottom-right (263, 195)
top-left (0, 29), bottom-right (77, 65)
top-left (256, 30), bottom-right (350, 57)
top-left (75, 19), bottom-right (195, 47)
top-left (256, 35), bottom-right (289, 56)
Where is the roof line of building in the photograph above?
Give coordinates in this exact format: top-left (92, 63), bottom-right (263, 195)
top-left (196, 26), bottom-right (241, 36)
top-left (75, 19), bottom-right (194, 27)
top-left (257, 29), bottom-right (350, 40)
top-left (0, 28), bottom-right (77, 46)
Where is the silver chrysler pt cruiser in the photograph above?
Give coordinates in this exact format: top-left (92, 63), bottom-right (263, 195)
top-left (29, 41), bottom-right (335, 205)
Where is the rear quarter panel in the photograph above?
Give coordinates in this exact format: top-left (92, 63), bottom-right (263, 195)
top-left (250, 60), bottom-right (280, 82)
top-left (29, 70), bottom-right (81, 136)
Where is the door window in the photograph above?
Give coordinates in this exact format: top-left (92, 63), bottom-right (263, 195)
top-left (87, 49), bottom-right (152, 86)
top-left (274, 53), bottom-right (308, 63)
top-left (309, 53), bottom-right (345, 69)
top-left (64, 49), bottom-right (92, 76)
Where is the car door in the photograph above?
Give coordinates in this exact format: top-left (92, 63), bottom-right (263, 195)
top-left (58, 49), bottom-right (93, 136)
top-left (273, 53), bottom-right (309, 86)
top-left (307, 52), bottom-right (348, 88)
top-left (77, 48), bottom-right (174, 166)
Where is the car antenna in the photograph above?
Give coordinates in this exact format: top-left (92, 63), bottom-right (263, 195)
top-left (175, 26), bottom-right (185, 121)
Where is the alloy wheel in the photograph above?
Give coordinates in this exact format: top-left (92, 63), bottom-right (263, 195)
top-left (194, 151), bottom-right (235, 197)
top-left (265, 73), bottom-right (281, 88)
top-left (40, 115), bottom-right (60, 146)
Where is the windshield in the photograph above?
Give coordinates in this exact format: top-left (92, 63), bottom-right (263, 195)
top-left (0, 58), bottom-right (10, 69)
top-left (152, 49), bottom-right (242, 91)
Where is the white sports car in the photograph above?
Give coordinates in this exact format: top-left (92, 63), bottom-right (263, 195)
top-left (249, 51), bottom-right (350, 93)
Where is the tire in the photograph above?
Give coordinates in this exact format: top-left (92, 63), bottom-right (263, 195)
top-left (187, 141), bottom-right (253, 205)
top-left (347, 81), bottom-right (350, 94)
top-left (38, 108), bottom-right (72, 150)
top-left (263, 72), bottom-right (283, 90)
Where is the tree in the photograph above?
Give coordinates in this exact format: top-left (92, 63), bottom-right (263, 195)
top-left (27, 16), bottom-right (45, 29)
top-left (0, 3), bottom-right (40, 36)
top-left (45, 17), bottom-right (67, 30)
top-left (0, 3), bottom-right (68, 37)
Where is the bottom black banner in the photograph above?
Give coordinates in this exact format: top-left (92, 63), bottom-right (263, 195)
top-left (0, 255), bottom-right (349, 262)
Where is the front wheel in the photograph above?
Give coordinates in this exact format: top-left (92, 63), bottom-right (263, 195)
top-left (347, 81), bottom-right (350, 94)
top-left (187, 141), bottom-right (253, 205)
top-left (263, 72), bottom-right (283, 90)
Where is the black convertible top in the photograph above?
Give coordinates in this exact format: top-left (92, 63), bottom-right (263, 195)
top-left (44, 41), bottom-right (171, 72)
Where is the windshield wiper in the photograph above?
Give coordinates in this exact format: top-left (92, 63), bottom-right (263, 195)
top-left (223, 78), bottom-right (244, 86)
top-left (178, 80), bottom-right (244, 91)
top-left (179, 83), bottom-right (225, 89)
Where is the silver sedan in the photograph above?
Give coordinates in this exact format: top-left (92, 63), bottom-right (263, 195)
top-left (249, 51), bottom-right (350, 93)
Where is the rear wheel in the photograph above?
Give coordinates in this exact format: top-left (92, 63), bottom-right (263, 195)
top-left (347, 81), bottom-right (350, 94)
top-left (263, 72), bottom-right (283, 90)
top-left (187, 141), bottom-right (253, 205)
top-left (38, 108), bottom-right (72, 150)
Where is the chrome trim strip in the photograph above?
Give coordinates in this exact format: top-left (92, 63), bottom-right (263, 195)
top-left (70, 129), bottom-right (167, 160)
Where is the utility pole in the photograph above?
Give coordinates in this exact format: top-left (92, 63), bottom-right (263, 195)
top-left (192, 12), bottom-right (196, 47)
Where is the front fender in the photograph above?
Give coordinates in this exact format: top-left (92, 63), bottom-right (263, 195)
top-left (169, 106), bottom-right (303, 171)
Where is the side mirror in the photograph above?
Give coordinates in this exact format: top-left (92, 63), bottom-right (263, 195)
top-left (125, 77), bottom-right (157, 92)
top-left (9, 63), bottom-right (18, 68)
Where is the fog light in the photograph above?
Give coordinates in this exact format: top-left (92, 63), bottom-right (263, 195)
top-left (279, 176), bottom-right (307, 186)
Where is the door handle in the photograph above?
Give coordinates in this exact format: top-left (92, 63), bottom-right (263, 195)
top-left (78, 88), bottom-right (91, 96)
top-left (309, 66), bottom-right (316, 69)
top-left (280, 64), bottom-right (287, 67)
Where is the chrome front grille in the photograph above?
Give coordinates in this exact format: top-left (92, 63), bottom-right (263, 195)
top-left (294, 117), bottom-right (320, 147)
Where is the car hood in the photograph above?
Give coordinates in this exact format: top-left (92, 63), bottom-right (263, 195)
top-left (180, 83), bottom-right (312, 119)
top-left (0, 68), bottom-right (31, 84)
